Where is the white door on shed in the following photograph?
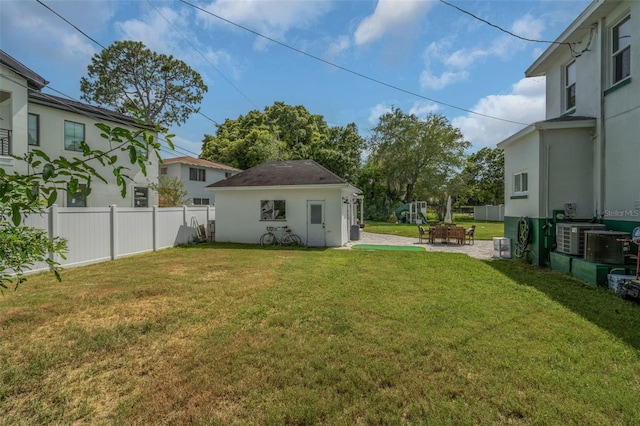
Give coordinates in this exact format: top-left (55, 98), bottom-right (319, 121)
top-left (307, 200), bottom-right (325, 247)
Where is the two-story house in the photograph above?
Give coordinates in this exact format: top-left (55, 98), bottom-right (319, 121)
top-left (498, 0), bottom-right (638, 269)
top-left (159, 156), bottom-right (240, 205)
top-left (1, 50), bottom-right (159, 207)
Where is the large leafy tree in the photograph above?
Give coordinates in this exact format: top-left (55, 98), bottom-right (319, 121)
top-left (455, 147), bottom-right (504, 205)
top-left (1, 119), bottom-right (170, 290)
top-left (80, 41), bottom-right (207, 127)
top-left (367, 107), bottom-right (470, 204)
top-left (200, 102), bottom-right (365, 180)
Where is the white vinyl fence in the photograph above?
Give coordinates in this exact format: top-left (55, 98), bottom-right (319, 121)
top-left (23, 204), bottom-right (214, 274)
top-left (473, 204), bottom-right (504, 222)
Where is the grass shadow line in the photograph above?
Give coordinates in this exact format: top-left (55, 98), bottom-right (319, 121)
top-left (483, 259), bottom-right (640, 353)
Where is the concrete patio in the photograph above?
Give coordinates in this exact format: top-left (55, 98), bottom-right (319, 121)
top-left (341, 231), bottom-right (496, 259)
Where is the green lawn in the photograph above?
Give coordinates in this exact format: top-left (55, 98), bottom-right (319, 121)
top-left (365, 220), bottom-right (504, 240)
top-left (1, 245), bottom-right (639, 424)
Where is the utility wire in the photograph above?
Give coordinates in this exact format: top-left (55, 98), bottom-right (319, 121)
top-left (35, 0), bottom-right (106, 50)
top-left (12, 79), bottom-right (202, 158)
top-left (32, 2), bottom-right (203, 158)
top-left (179, 0), bottom-right (529, 126)
top-left (439, 0), bottom-right (577, 54)
top-left (146, 0), bottom-right (259, 111)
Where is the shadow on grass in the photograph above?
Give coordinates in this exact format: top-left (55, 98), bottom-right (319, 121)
top-left (484, 259), bottom-right (640, 352)
top-left (174, 242), bottom-right (329, 251)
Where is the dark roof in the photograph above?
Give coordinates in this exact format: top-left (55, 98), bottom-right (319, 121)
top-left (29, 91), bottom-right (150, 129)
top-left (0, 50), bottom-right (48, 90)
top-left (162, 156), bottom-right (241, 172)
top-left (544, 115), bottom-right (595, 123)
top-left (207, 160), bottom-right (349, 188)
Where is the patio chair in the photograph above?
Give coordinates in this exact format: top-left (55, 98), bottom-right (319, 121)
top-left (465, 225), bottom-right (476, 245)
top-left (430, 225), bottom-right (448, 244)
top-left (418, 226), bottom-right (428, 244)
top-left (449, 226), bottom-right (465, 244)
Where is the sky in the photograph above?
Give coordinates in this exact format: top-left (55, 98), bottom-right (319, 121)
top-left (1, 0), bottom-right (591, 160)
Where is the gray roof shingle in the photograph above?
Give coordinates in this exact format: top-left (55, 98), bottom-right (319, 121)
top-left (207, 160), bottom-right (349, 188)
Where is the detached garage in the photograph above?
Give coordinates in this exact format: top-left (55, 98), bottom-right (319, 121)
top-left (207, 160), bottom-right (363, 247)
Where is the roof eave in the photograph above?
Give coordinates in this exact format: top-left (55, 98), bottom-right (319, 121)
top-left (497, 117), bottom-right (596, 149)
top-left (526, 0), bottom-right (615, 77)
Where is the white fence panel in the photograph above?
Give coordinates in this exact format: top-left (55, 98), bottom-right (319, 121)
top-left (22, 210), bottom-right (52, 272)
top-left (157, 207), bottom-right (188, 248)
top-left (473, 204), bottom-right (504, 222)
top-left (117, 207), bottom-right (154, 257)
top-left (58, 207), bottom-right (112, 267)
top-left (15, 205), bottom-right (215, 276)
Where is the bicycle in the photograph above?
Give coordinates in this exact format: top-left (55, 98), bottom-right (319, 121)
top-left (260, 226), bottom-right (302, 246)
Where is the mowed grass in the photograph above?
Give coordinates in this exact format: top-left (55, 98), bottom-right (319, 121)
top-left (1, 244), bottom-right (639, 424)
top-left (365, 220), bottom-right (504, 240)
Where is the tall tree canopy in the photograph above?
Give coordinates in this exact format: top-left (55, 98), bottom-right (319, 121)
top-left (367, 107), bottom-right (470, 204)
top-left (80, 41), bottom-right (207, 127)
top-left (200, 102), bottom-right (365, 180)
top-left (454, 147), bottom-right (504, 205)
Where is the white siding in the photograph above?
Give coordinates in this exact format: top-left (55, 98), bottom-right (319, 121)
top-left (214, 187), bottom-right (348, 247)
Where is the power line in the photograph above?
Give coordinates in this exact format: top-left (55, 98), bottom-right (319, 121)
top-left (146, 0), bottom-right (259, 111)
top-left (179, 0), bottom-right (528, 126)
top-left (439, 0), bottom-right (577, 54)
top-left (4, 73), bottom-right (202, 159)
top-left (35, 0), bottom-right (106, 50)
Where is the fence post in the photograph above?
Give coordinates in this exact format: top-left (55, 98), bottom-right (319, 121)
top-left (110, 204), bottom-right (118, 260)
top-left (152, 205), bottom-right (158, 251)
top-left (48, 204), bottom-right (59, 266)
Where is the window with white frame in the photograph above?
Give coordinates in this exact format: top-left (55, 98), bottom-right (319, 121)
top-left (612, 15), bottom-right (631, 84)
top-left (64, 120), bottom-right (84, 152)
top-left (514, 172), bottom-right (528, 195)
top-left (193, 198), bottom-right (210, 205)
top-left (565, 61), bottom-right (576, 111)
top-left (189, 167), bottom-right (205, 181)
top-left (260, 200), bottom-right (286, 220)
top-left (160, 167), bottom-right (168, 175)
top-left (28, 113), bottom-right (39, 146)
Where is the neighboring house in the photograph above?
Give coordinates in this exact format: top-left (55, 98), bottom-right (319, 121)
top-left (1, 50), bottom-right (159, 207)
top-left (159, 156), bottom-right (240, 205)
top-left (207, 160), bottom-right (363, 247)
top-left (497, 0), bottom-right (639, 266)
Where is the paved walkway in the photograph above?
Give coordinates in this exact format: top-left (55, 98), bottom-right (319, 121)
top-left (339, 231), bottom-right (495, 259)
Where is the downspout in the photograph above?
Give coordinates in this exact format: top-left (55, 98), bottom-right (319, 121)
top-left (597, 17), bottom-right (606, 218)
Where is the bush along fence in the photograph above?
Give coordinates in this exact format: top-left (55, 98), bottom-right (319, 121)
top-left (23, 204), bottom-right (215, 274)
top-left (473, 204), bottom-right (504, 222)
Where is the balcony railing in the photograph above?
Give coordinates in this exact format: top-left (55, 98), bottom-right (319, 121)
top-left (0, 128), bottom-right (11, 156)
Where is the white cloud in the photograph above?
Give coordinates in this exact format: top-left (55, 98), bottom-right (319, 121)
top-left (419, 13), bottom-right (546, 91)
top-left (354, 0), bottom-right (433, 46)
top-left (197, 0), bottom-right (332, 50)
top-left (452, 77), bottom-right (546, 149)
top-left (116, 6), bottom-right (189, 55)
top-left (367, 103), bottom-right (392, 126)
top-left (409, 102), bottom-right (440, 118)
top-left (420, 70), bottom-right (469, 90)
top-left (325, 35), bottom-right (351, 61)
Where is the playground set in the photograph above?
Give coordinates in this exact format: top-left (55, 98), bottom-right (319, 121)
top-left (395, 201), bottom-right (427, 224)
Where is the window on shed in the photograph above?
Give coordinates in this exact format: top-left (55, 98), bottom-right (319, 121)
top-left (260, 200), bottom-right (286, 220)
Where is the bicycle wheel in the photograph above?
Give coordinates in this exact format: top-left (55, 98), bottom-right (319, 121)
top-left (280, 233), bottom-right (296, 246)
top-left (289, 233), bottom-right (302, 246)
top-left (260, 232), bottom-right (276, 246)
